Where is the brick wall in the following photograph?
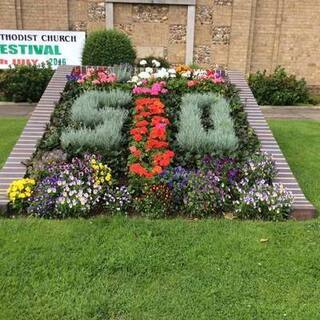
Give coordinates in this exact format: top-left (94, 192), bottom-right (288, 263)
top-left (0, 0), bottom-right (319, 87)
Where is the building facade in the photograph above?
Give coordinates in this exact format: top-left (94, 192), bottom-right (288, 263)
top-left (1, 0), bottom-right (319, 89)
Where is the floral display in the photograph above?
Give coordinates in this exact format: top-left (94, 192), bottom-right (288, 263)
top-left (27, 155), bottom-right (112, 218)
top-left (103, 186), bottom-right (132, 213)
top-left (7, 63), bottom-right (294, 221)
top-left (67, 66), bottom-right (117, 87)
top-left (128, 98), bottom-right (174, 179)
top-left (132, 80), bottom-right (168, 96)
top-left (234, 180), bottom-right (293, 221)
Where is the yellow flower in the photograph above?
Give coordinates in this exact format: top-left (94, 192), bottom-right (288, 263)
top-left (7, 178), bottom-right (36, 203)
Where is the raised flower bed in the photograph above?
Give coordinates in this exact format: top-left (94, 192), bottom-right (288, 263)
top-left (2, 62), bottom-right (315, 220)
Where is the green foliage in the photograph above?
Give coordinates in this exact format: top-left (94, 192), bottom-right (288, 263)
top-left (182, 171), bottom-right (222, 218)
top-left (0, 64), bottom-right (53, 102)
top-left (188, 63), bottom-right (202, 69)
top-left (248, 66), bottom-right (310, 105)
top-left (133, 184), bottom-right (172, 218)
top-left (61, 89), bottom-right (131, 154)
top-left (138, 56), bottom-right (170, 68)
top-left (82, 29), bottom-right (136, 66)
top-left (110, 64), bottom-right (133, 83)
top-left (176, 93), bottom-right (238, 154)
top-left (309, 94), bottom-right (320, 105)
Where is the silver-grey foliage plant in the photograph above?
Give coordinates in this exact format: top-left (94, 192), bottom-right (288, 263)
top-left (176, 93), bottom-right (238, 153)
top-left (61, 89), bottom-right (131, 152)
top-left (110, 64), bottom-right (133, 83)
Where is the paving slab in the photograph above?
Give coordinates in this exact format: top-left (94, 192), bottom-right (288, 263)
top-left (261, 106), bottom-right (320, 120)
top-left (0, 102), bottom-right (36, 117)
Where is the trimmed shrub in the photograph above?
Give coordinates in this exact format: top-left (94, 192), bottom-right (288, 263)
top-left (0, 64), bottom-right (53, 102)
top-left (82, 29), bottom-right (136, 66)
top-left (248, 66), bottom-right (310, 105)
top-left (176, 93), bottom-right (238, 154)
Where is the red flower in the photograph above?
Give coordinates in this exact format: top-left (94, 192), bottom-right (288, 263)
top-left (153, 150), bottom-right (175, 167)
top-left (150, 126), bottom-right (166, 140)
top-left (133, 134), bottom-right (143, 142)
top-left (136, 120), bottom-right (149, 127)
top-left (151, 116), bottom-right (170, 126)
top-left (129, 163), bottom-right (153, 178)
top-left (130, 127), bottom-right (148, 135)
top-left (146, 139), bottom-right (169, 150)
top-left (128, 98), bottom-right (174, 179)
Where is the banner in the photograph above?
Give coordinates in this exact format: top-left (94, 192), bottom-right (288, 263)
top-left (0, 29), bottom-right (86, 69)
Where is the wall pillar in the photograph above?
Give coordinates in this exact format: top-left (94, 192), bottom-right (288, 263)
top-left (228, 0), bottom-right (256, 74)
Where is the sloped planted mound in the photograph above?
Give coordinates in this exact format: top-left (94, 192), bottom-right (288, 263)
top-left (7, 64), bottom-right (293, 220)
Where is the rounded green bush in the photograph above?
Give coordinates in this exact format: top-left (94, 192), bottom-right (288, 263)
top-left (82, 29), bottom-right (136, 66)
top-left (0, 64), bottom-right (53, 103)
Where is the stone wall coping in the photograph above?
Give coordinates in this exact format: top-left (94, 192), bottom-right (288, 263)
top-left (106, 0), bottom-right (196, 5)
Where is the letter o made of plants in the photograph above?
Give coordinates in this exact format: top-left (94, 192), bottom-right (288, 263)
top-left (176, 93), bottom-right (238, 154)
top-left (61, 89), bottom-right (132, 153)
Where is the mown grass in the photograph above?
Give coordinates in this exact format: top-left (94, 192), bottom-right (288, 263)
top-left (269, 120), bottom-right (320, 211)
top-left (1, 216), bottom-right (320, 320)
top-left (0, 117), bottom-right (27, 168)
top-left (0, 118), bottom-right (319, 319)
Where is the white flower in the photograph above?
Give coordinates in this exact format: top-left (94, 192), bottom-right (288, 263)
top-left (138, 71), bottom-right (151, 79)
top-left (139, 59), bottom-right (147, 66)
top-left (152, 59), bottom-right (161, 67)
top-left (181, 71), bottom-right (191, 78)
top-left (145, 67), bottom-right (153, 74)
top-left (129, 75), bottom-right (139, 83)
top-left (155, 68), bottom-right (169, 79)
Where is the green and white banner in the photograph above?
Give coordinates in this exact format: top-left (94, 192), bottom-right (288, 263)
top-left (0, 30), bottom-right (85, 69)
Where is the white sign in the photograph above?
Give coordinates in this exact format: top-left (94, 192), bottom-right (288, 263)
top-left (0, 29), bottom-right (86, 69)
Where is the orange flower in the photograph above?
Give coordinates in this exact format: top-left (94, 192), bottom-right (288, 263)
top-left (152, 166), bottom-right (163, 174)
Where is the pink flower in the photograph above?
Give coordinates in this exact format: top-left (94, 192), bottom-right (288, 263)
top-left (92, 79), bottom-right (100, 85)
top-left (187, 80), bottom-right (199, 87)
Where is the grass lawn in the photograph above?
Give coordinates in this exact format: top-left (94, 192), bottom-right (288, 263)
top-left (0, 118), bottom-right (320, 319)
top-left (1, 216), bottom-right (320, 320)
top-left (0, 117), bottom-right (27, 168)
top-left (269, 120), bottom-right (320, 211)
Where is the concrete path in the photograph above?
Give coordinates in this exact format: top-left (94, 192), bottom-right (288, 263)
top-left (0, 102), bottom-right (36, 117)
top-left (261, 106), bottom-right (320, 120)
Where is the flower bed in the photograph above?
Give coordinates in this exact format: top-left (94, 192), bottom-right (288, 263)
top-left (7, 63), bottom-right (293, 220)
